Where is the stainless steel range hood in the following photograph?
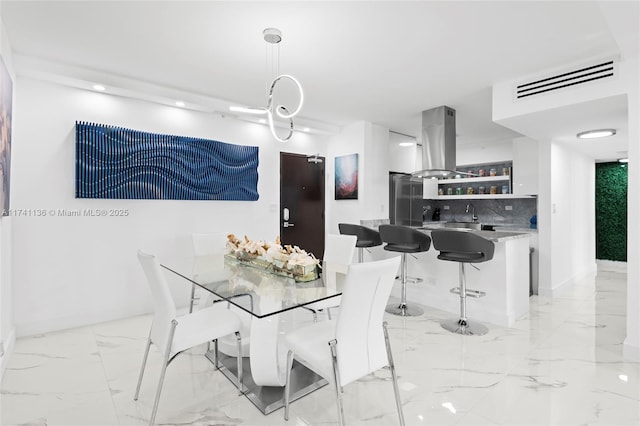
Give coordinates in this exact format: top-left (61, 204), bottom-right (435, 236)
top-left (412, 106), bottom-right (462, 178)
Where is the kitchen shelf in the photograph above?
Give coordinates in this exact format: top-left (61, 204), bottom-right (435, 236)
top-left (435, 194), bottom-right (536, 200)
top-left (437, 175), bottom-right (510, 185)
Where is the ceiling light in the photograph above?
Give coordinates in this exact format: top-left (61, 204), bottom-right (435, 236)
top-left (576, 129), bottom-right (616, 139)
top-left (303, 127), bottom-right (311, 132)
top-left (92, 84), bottom-right (106, 91)
top-left (399, 142), bottom-right (415, 147)
top-left (619, 158), bottom-right (629, 163)
top-left (259, 118), bottom-right (267, 124)
top-left (229, 28), bottom-right (304, 142)
top-left (175, 101), bottom-right (185, 107)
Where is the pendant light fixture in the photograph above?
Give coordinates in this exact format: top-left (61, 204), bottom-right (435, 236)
top-left (230, 28), bottom-right (304, 142)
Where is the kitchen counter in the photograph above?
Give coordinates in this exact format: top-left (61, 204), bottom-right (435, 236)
top-left (418, 226), bottom-right (530, 242)
top-left (360, 221), bottom-right (531, 328)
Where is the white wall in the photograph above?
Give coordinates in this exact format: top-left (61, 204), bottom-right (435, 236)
top-left (537, 141), bottom-right (596, 297)
top-left (11, 77), bottom-right (329, 336)
top-left (0, 14), bottom-right (16, 378)
top-left (456, 139), bottom-right (513, 165)
top-left (388, 131), bottom-right (419, 173)
top-left (624, 59), bottom-right (639, 360)
top-left (326, 121), bottom-right (389, 233)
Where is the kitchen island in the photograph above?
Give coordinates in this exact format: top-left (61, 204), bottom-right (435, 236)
top-left (362, 220), bottom-right (531, 327)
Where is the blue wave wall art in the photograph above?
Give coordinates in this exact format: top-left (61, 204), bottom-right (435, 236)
top-left (75, 122), bottom-right (259, 200)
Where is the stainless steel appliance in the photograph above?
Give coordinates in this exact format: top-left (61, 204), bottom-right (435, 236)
top-left (389, 172), bottom-right (423, 227)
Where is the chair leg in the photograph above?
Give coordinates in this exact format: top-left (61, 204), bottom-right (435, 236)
top-left (386, 253), bottom-right (423, 317)
top-left (149, 320), bottom-right (178, 426)
top-left (357, 247), bottom-right (364, 263)
top-left (326, 307), bottom-right (333, 320)
top-left (440, 263), bottom-right (488, 336)
top-left (213, 339), bottom-right (219, 370)
top-left (383, 322), bottom-right (405, 426)
top-left (189, 283), bottom-right (196, 313)
top-left (283, 350), bottom-right (294, 421)
top-left (134, 328), bottom-right (153, 401)
top-left (329, 339), bottom-right (345, 426)
top-left (235, 332), bottom-right (244, 395)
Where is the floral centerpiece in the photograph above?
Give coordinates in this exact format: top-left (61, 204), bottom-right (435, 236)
top-left (225, 234), bottom-right (319, 282)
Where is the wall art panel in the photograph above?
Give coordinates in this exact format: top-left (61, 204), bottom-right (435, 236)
top-left (75, 122), bottom-right (259, 200)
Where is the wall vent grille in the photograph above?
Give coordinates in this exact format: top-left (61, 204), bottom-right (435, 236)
top-left (516, 60), bottom-right (615, 99)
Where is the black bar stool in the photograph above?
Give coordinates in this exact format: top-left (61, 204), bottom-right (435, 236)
top-left (379, 224), bottom-right (431, 316)
top-left (431, 229), bottom-right (495, 336)
top-left (338, 223), bottom-right (382, 263)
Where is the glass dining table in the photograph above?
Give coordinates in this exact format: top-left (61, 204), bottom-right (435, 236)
top-left (161, 254), bottom-right (341, 414)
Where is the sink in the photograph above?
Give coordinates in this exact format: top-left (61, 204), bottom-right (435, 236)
top-left (444, 222), bottom-right (497, 231)
top-left (445, 221), bottom-right (482, 230)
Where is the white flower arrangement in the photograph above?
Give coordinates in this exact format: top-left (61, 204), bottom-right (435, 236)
top-left (226, 234), bottom-right (319, 280)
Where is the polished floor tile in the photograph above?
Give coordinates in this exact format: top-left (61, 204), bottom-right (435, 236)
top-left (2, 269), bottom-right (639, 425)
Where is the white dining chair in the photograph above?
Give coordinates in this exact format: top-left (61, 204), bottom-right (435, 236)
top-left (189, 232), bottom-right (227, 312)
top-left (192, 232), bottom-right (253, 357)
top-left (134, 250), bottom-right (244, 426)
top-left (283, 256), bottom-right (405, 426)
top-left (303, 233), bottom-right (357, 321)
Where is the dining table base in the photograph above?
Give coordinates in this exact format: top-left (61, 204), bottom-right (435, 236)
top-left (205, 350), bottom-right (328, 415)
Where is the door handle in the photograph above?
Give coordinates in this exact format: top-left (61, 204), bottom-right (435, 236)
top-left (283, 222), bottom-right (295, 228)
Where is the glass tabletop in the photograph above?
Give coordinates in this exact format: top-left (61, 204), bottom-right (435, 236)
top-left (161, 254), bottom-right (341, 319)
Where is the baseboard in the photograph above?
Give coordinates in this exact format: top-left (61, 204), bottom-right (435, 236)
top-left (15, 306), bottom-right (150, 338)
top-left (0, 327), bottom-right (16, 379)
top-left (623, 340), bottom-right (640, 362)
top-left (538, 263), bottom-right (598, 298)
top-left (597, 259), bottom-right (627, 273)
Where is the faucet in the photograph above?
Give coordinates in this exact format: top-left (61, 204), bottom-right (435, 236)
top-left (466, 203), bottom-right (478, 222)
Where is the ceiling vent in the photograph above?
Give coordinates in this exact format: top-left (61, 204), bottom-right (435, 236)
top-left (515, 59), bottom-right (615, 100)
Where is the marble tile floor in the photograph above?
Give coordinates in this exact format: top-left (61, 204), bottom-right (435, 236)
top-left (2, 270), bottom-right (639, 426)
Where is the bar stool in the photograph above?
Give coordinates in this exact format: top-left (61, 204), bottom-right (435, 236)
top-left (431, 229), bottom-right (495, 336)
top-left (338, 223), bottom-right (382, 263)
top-left (379, 224), bottom-right (431, 316)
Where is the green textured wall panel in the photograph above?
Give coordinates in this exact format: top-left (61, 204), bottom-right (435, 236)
top-left (595, 162), bottom-right (627, 261)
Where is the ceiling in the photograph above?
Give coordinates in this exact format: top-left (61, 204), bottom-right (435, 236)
top-left (1, 1), bottom-right (637, 160)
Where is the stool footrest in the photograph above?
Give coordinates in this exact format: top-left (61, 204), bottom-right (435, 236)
top-left (449, 288), bottom-right (486, 298)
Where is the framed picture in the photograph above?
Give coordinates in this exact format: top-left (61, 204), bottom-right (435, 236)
top-left (335, 153), bottom-right (358, 200)
top-left (0, 55), bottom-right (12, 216)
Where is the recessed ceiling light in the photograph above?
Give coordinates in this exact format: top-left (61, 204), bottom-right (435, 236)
top-left (175, 101), bottom-right (185, 107)
top-left (259, 118), bottom-right (267, 124)
top-left (303, 127), bottom-right (311, 132)
top-left (399, 142), bottom-right (415, 147)
top-left (92, 84), bottom-right (106, 92)
top-left (619, 158), bottom-right (629, 163)
top-left (576, 129), bottom-right (616, 139)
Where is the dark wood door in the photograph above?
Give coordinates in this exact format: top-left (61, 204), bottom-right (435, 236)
top-left (280, 152), bottom-right (325, 259)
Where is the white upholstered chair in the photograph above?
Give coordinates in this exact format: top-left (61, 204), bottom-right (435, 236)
top-left (189, 232), bottom-right (227, 312)
top-left (303, 233), bottom-right (357, 321)
top-left (283, 256), bottom-right (405, 426)
top-left (134, 250), bottom-right (244, 426)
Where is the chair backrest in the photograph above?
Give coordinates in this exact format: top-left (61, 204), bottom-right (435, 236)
top-left (431, 229), bottom-right (495, 263)
top-left (338, 223), bottom-right (382, 247)
top-left (137, 250), bottom-right (177, 350)
top-left (379, 224), bottom-right (431, 252)
top-left (192, 232), bottom-right (226, 256)
top-left (335, 256), bottom-right (401, 386)
top-left (322, 234), bottom-right (357, 290)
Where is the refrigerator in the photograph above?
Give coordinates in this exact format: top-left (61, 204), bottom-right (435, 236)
top-left (389, 172), bottom-right (424, 227)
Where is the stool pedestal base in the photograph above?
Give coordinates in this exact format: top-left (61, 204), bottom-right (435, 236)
top-left (440, 318), bottom-right (488, 336)
top-left (386, 303), bottom-right (424, 317)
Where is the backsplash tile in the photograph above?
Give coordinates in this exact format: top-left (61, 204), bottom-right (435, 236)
top-left (423, 197), bottom-right (537, 227)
